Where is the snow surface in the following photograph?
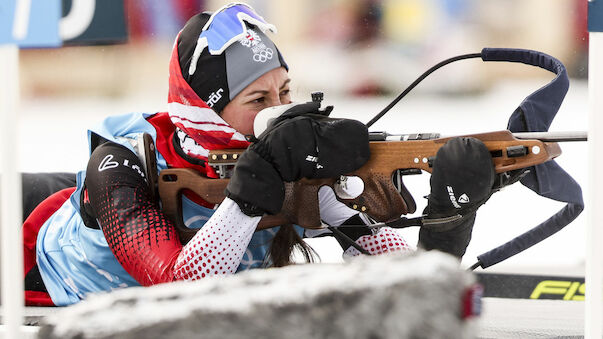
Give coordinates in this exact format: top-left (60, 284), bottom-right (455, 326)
top-left (479, 298), bottom-right (584, 338)
top-left (10, 78), bottom-right (588, 274)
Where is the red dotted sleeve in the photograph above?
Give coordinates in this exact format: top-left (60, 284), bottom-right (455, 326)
top-left (174, 198), bottom-right (260, 280)
top-left (343, 227), bottom-right (413, 257)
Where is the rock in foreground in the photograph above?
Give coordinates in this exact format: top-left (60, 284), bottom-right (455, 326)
top-left (38, 251), bottom-right (479, 339)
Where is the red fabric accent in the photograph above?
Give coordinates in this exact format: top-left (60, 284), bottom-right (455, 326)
top-left (165, 34), bottom-right (250, 175)
top-left (147, 113), bottom-right (214, 209)
top-left (188, 130), bottom-right (249, 150)
top-left (462, 284), bottom-right (484, 319)
top-left (168, 42), bottom-right (210, 108)
top-left (25, 291), bottom-right (55, 307)
top-left (92, 180), bottom-right (183, 286)
top-left (23, 187), bottom-right (75, 307)
top-left (147, 112), bottom-right (206, 174)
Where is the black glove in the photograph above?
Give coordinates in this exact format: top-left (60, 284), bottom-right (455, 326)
top-left (419, 137), bottom-right (496, 257)
top-left (226, 102), bottom-right (370, 216)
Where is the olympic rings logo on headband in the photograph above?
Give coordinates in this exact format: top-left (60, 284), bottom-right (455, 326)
top-left (253, 48), bottom-right (274, 63)
top-left (239, 29), bottom-right (274, 63)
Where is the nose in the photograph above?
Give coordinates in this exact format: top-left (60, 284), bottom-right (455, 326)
top-left (269, 93), bottom-right (282, 107)
top-left (261, 93), bottom-right (282, 109)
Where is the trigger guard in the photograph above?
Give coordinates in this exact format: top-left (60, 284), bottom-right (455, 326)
top-left (397, 176), bottom-right (417, 214)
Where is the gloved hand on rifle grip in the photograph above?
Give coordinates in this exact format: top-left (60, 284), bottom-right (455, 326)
top-left (419, 137), bottom-right (496, 257)
top-left (226, 103), bottom-right (370, 217)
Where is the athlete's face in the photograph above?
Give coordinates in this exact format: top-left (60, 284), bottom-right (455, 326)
top-left (220, 67), bottom-right (291, 136)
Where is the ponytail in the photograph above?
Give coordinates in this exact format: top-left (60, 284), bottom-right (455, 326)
top-left (267, 224), bottom-right (318, 267)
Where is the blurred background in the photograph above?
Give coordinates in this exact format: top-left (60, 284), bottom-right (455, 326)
top-left (15, 0), bottom-right (590, 272)
top-left (20, 0), bottom-right (589, 98)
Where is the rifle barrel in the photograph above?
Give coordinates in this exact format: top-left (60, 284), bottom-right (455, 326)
top-left (512, 131), bottom-right (587, 142)
top-left (377, 131), bottom-right (587, 142)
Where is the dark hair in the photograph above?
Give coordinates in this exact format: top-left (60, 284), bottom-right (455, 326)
top-left (266, 224), bottom-right (318, 267)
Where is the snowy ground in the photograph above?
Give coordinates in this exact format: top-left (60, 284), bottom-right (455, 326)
top-left (11, 78), bottom-right (589, 275)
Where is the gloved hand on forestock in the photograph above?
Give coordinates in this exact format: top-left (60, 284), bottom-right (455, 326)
top-left (419, 137), bottom-right (496, 258)
top-left (226, 102), bottom-right (370, 217)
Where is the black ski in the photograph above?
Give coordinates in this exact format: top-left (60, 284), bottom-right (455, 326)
top-left (476, 272), bottom-right (584, 300)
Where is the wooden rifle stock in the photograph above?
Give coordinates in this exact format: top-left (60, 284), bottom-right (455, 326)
top-left (158, 130), bottom-right (561, 243)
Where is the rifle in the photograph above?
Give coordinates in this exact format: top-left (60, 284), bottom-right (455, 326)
top-left (157, 47), bottom-right (585, 270)
top-left (158, 130), bottom-right (577, 243)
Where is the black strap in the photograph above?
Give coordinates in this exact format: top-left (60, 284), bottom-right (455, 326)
top-left (328, 226), bottom-right (370, 255)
